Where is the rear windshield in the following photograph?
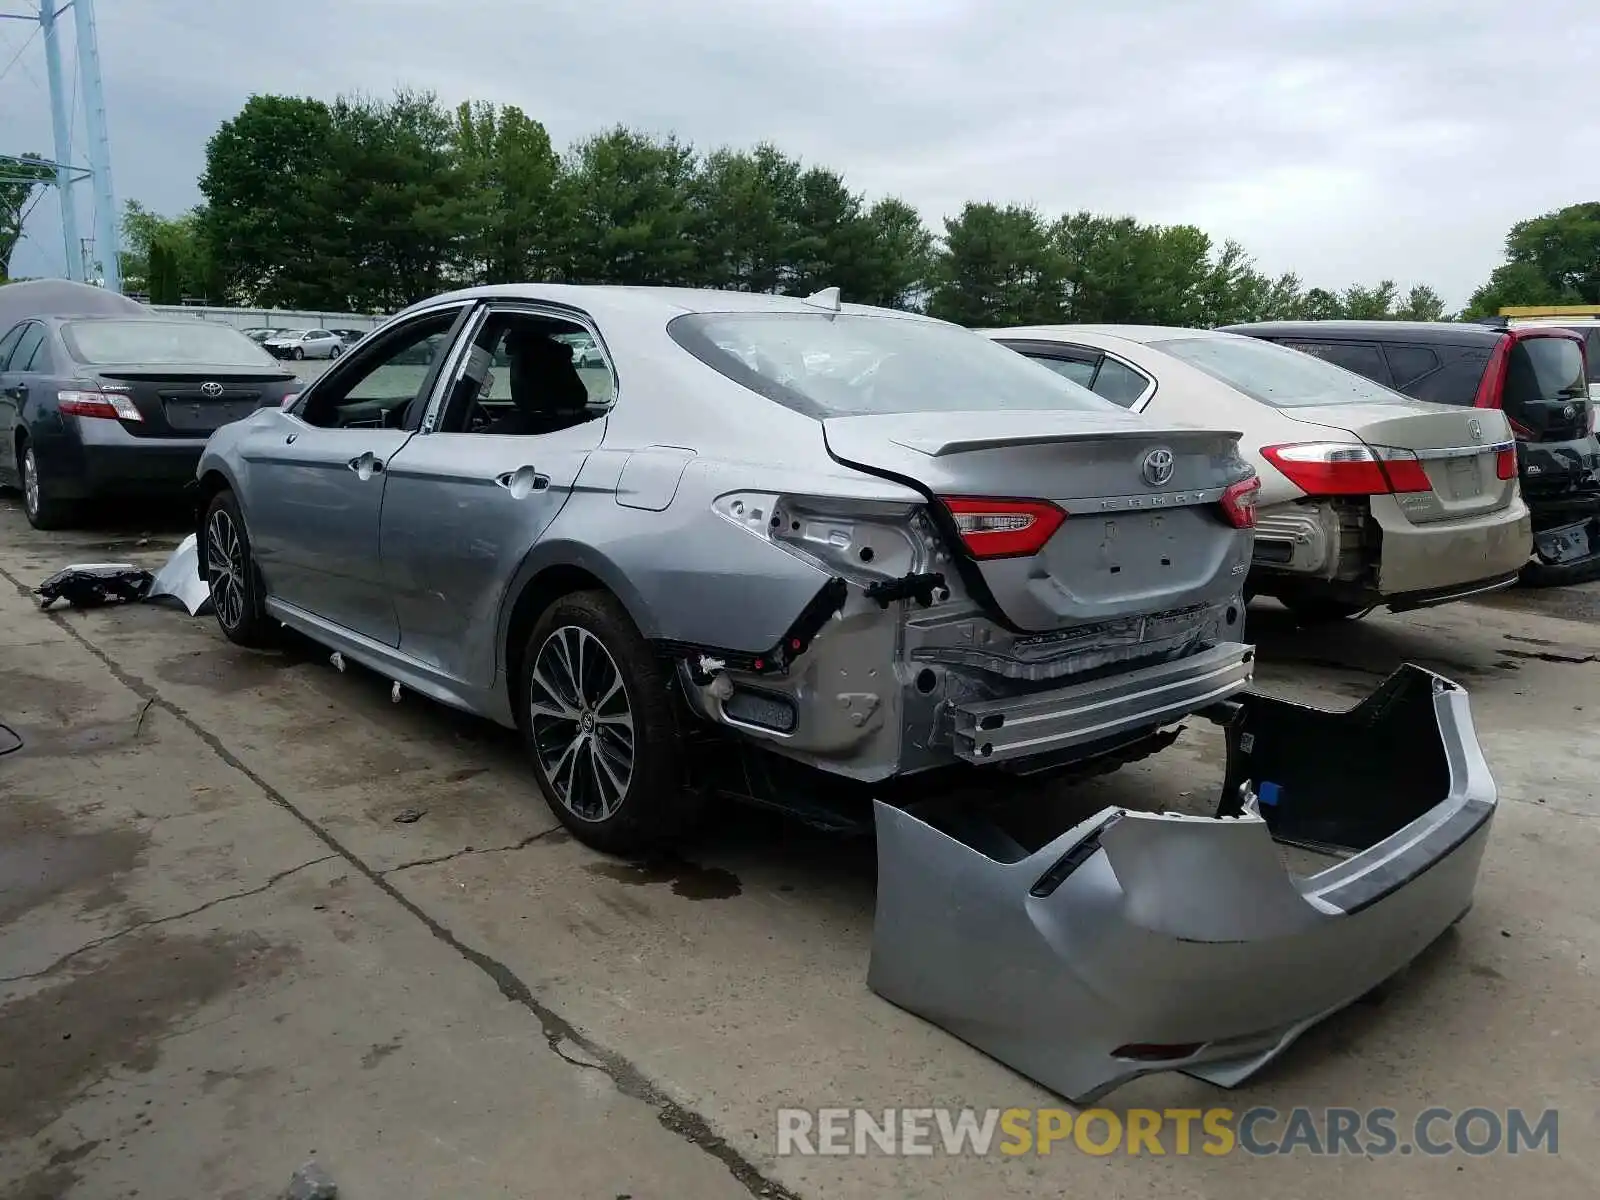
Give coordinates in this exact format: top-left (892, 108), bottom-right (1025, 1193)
top-left (1505, 336), bottom-right (1588, 405)
top-left (669, 312), bottom-right (1118, 418)
top-left (63, 319), bottom-right (276, 367)
top-left (1150, 334), bottom-right (1404, 408)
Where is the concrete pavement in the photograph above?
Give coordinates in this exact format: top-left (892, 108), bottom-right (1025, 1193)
top-left (0, 495), bottom-right (1596, 1198)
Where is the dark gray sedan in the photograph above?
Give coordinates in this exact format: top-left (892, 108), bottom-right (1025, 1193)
top-left (0, 313), bottom-right (300, 528)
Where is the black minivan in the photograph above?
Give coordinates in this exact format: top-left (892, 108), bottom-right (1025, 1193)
top-left (1221, 319), bottom-right (1600, 582)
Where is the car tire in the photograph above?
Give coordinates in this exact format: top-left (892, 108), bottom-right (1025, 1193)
top-left (203, 489), bottom-right (275, 648)
top-left (291, 347), bottom-right (304, 361)
top-left (1280, 595), bottom-right (1370, 623)
top-left (17, 438), bottom-right (74, 531)
top-left (330, 344), bottom-right (342, 359)
top-left (517, 589), bottom-right (699, 854)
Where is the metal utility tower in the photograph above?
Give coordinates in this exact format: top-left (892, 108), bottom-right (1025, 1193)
top-left (0, 0), bottom-right (121, 291)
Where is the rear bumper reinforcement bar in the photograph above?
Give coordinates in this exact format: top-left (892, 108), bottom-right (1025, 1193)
top-left (950, 641), bottom-right (1255, 763)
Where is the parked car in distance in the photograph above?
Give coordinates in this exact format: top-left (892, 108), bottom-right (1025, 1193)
top-left (240, 327), bottom-right (282, 344)
top-left (195, 284), bottom-right (1262, 853)
top-left (330, 328), bottom-right (369, 348)
top-left (264, 328), bottom-right (344, 360)
top-left (987, 325), bottom-right (1531, 621)
top-left (0, 312), bottom-right (300, 528)
top-left (1223, 319), bottom-right (1600, 583)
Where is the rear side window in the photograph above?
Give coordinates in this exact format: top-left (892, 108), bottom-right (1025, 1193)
top-left (1585, 330), bottom-right (1600, 384)
top-left (1504, 336), bottom-right (1587, 406)
top-left (671, 312), bottom-right (1118, 418)
top-left (1150, 334), bottom-right (1403, 408)
top-left (1091, 357), bottom-right (1150, 406)
top-left (1032, 357), bottom-right (1096, 388)
top-left (1404, 345), bottom-right (1489, 406)
top-left (1283, 340), bottom-right (1389, 384)
top-left (1383, 345), bottom-right (1440, 390)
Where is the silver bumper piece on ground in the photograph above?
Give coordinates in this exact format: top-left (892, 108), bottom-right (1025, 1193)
top-left (869, 663), bottom-right (1496, 1103)
top-left (147, 533), bottom-right (212, 616)
top-left (950, 641), bottom-right (1254, 763)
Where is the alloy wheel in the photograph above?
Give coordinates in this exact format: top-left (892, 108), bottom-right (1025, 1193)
top-left (529, 625), bottom-right (636, 822)
top-left (21, 447), bottom-right (39, 517)
top-left (206, 507), bottom-right (247, 630)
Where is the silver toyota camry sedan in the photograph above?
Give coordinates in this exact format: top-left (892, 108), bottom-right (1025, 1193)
top-left (193, 284), bottom-right (1260, 849)
top-left (190, 284), bottom-right (1500, 1103)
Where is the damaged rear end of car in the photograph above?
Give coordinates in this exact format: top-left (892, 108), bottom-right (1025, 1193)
top-left (665, 309), bottom-right (1259, 793)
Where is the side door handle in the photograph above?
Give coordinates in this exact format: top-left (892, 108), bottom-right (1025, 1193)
top-left (347, 451), bottom-right (385, 480)
top-left (495, 466), bottom-right (550, 498)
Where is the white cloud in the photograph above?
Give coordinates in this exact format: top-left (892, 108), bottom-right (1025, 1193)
top-left (7, 0), bottom-right (1599, 306)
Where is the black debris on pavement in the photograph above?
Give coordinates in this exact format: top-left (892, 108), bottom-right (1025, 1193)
top-left (35, 564), bottom-right (153, 610)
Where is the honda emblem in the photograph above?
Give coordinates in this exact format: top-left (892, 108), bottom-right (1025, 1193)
top-left (201, 381), bottom-right (224, 398)
top-left (1467, 418), bottom-right (1482, 442)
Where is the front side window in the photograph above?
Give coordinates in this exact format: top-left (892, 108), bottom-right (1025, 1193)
top-left (62, 319), bottom-right (274, 367)
top-left (1152, 334), bottom-right (1405, 408)
top-left (0, 322), bottom-right (25, 370)
top-left (300, 311), bottom-right (459, 430)
top-left (9, 324), bottom-right (47, 374)
top-left (671, 313), bottom-right (1116, 418)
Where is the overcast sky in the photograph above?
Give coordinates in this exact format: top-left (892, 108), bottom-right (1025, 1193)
top-left (6, 0), bottom-right (1598, 306)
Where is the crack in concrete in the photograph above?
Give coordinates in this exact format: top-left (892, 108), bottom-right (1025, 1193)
top-left (379, 827), bottom-right (565, 876)
top-left (0, 855), bottom-right (335, 984)
top-left (3, 568), bottom-right (799, 1200)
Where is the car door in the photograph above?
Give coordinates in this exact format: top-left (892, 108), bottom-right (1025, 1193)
top-left (379, 304), bottom-right (612, 686)
top-left (0, 322), bottom-right (27, 483)
top-left (239, 304), bottom-right (472, 644)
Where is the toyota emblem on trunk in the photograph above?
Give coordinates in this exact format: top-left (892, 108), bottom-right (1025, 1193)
top-left (201, 381), bottom-right (224, 398)
top-left (1467, 418), bottom-right (1482, 442)
top-left (1141, 447), bottom-right (1175, 486)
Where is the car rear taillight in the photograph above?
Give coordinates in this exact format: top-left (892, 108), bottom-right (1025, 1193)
top-left (1473, 334), bottom-right (1511, 413)
top-left (941, 496), bottom-right (1066, 559)
top-left (1219, 476), bottom-right (1260, 528)
top-left (58, 389), bottom-right (142, 421)
top-left (1495, 445), bottom-right (1518, 480)
top-left (1261, 442), bottom-right (1430, 496)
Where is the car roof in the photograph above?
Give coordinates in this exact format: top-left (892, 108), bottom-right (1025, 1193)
top-left (0, 278), bottom-right (150, 332)
top-left (1218, 320), bottom-right (1509, 346)
top-left (396, 282), bottom-right (939, 325)
top-left (987, 324), bottom-right (1232, 346)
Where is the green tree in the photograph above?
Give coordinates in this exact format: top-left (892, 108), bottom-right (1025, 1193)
top-left (559, 127), bottom-right (700, 286)
top-left (1465, 202), bottom-right (1600, 316)
top-left (929, 203), bottom-right (1063, 326)
top-left (199, 95), bottom-right (338, 305)
top-left (858, 197), bottom-right (935, 310)
top-left (1, 154), bottom-right (54, 281)
top-left (120, 200), bottom-right (217, 300)
top-left (453, 100), bottom-right (564, 285)
top-left (1394, 284), bottom-right (1447, 322)
top-left (691, 144), bottom-right (803, 293)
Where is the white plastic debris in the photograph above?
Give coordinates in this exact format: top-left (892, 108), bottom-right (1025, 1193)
top-left (329, 652), bottom-right (346, 673)
top-left (391, 681), bottom-right (402, 703)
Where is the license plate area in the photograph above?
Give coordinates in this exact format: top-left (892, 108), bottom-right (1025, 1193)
top-left (1534, 520), bottom-right (1594, 563)
top-left (161, 399), bottom-right (259, 432)
top-left (1444, 457), bottom-right (1483, 500)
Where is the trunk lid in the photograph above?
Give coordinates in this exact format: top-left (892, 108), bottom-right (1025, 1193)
top-left (1287, 401), bottom-right (1516, 525)
top-left (93, 364), bottom-right (297, 439)
top-left (822, 410), bottom-right (1251, 632)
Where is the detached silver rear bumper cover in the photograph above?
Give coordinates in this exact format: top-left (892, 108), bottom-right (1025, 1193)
top-left (869, 664), bottom-right (1496, 1104)
top-left (951, 641), bottom-right (1255, 763)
